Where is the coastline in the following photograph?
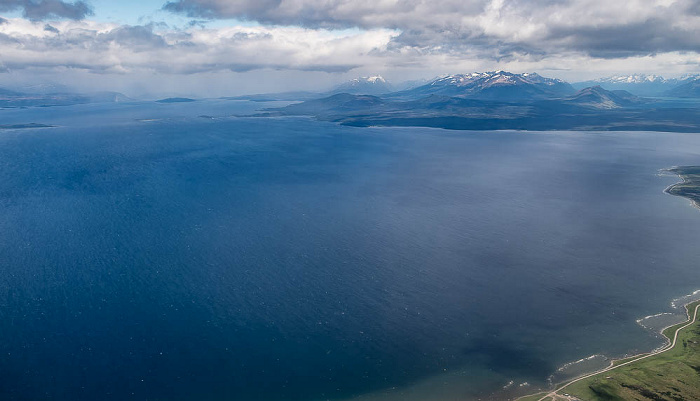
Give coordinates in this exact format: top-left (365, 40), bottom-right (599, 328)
top-left (517, 299), bottom-right (700, 401)
top-left (518, 167), bottom-right (700, 400)
top-left (662, 166), bottom-right (700, 210)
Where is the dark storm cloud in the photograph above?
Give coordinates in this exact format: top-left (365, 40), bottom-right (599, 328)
top-left (0, 0), bottom-right (93, 21)
top-left (43, 24), bottom-right (59, 33)
top-left (547, 18), bottom-right (700, 59)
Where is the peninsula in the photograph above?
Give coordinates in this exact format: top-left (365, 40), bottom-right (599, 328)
top-left (665, 166), bottom-right (700, 208)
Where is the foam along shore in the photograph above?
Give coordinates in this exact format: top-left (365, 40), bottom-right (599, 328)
top-left (518, 300), bottom-right (700, 401)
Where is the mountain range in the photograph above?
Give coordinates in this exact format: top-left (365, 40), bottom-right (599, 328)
top-left (388, 71), bottom-right (576, 100)
top-left (666, 78), bottom-right (700, 98)
top-left (253, 71), bottom-right (700, 133)
top-left (228, 72), bottom-right (700, 103)
top-left (338, 72), bottom-right (700, 99)
top-left (573, 74), bottom-right (700, 96)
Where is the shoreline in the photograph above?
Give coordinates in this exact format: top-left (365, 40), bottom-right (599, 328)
top-left (516, 167), bottom-right (700, 401)
top-left (662, 167), bottom-right (700, 210)
top-left (517, 299), bottom-right (700, 401)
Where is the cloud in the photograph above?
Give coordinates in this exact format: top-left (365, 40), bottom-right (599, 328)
top-left (0, 0), bottom-right (93, 21)
top-left (162, 0), bottom-right (700, 59)
top-left (0, 1), bottom-right (699, 94)
top-left (0, 18), bottom-right (394, 74)
top-left (162, 0), bottom-right (485, 30)
top-left (547, 18), bottom-right (700, 59)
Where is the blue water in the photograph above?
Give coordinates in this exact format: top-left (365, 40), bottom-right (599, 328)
top-left (2, 100), bottom-right (700, 401)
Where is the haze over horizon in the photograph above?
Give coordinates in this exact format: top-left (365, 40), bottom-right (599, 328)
top-left (0, 0), bottom-right (699, 97)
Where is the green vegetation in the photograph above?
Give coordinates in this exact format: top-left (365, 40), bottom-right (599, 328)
top-left (563, 301), bottom-right (700, 401)
top-left (665, 166), bottom-right (700, 207)
top-left (610, 356), bottom-right (643, 368)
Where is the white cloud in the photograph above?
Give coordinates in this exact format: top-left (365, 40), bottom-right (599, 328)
top-left (163, 0), bottom-right (700, 57)
top-left (0, 0), bottom-right (699, 96)
top-left (0, 18), bottom-right (398, 74)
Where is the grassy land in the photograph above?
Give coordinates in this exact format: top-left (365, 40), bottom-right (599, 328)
top-left (610, 356), bottom-right (643, 368)
top-left (562, 301), bottom-right (700, 401)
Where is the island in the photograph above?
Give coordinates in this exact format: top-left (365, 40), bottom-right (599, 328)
top-left (155, 97), bottom-right (196, 103)
top-left (0, 123), bottom-right (55, 129)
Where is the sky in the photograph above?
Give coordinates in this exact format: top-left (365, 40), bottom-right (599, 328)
top-left (0, 0), bottom-right (699, 97)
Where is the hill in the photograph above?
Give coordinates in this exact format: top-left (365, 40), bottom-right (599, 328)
top-left (563, 86), bottom-right (643, 109)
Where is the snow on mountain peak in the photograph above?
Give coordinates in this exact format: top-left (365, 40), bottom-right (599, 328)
top-left (679, 73), bottom-right (700, 82)
top-left (348, 75), bottom-right (386, 84)
top-left (365, 75), bottom-right (386, 83)
top-left (430, 71), bottom-right (563, 88)
top-left (597, 74), bottom-right (667, 84)
top-left (332, 75), bottom-right (392, 94)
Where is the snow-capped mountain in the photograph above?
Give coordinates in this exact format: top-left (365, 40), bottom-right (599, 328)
top-left (594, 74), bottom-right (666, 84)
top-left (573, 74), bottom-right (700, 96)
top-left (330, 75), bottom-right (393, 95)
top-left (392, 71), bottom-right (575, 100)
top-left (678, 74), bottom-right (700, 82)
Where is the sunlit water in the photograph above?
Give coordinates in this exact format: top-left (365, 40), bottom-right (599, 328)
top-left (1, 100), bottom-right (700, 401)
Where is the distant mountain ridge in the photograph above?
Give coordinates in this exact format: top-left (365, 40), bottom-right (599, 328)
top-left (574, 74), bottom-right (700, 96)
top-left (0, 86), bottom-right (131, 107)
top-left (259, 86), bottom-right (700, 133)
top-left (666, 78), bottom-right (700, 98)
top-left (256, 70), bottom-right (700, 133)
top-left (228, 71), bottom-right (700, 103)
top-left (596, 74), bottom-right (666, 84)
